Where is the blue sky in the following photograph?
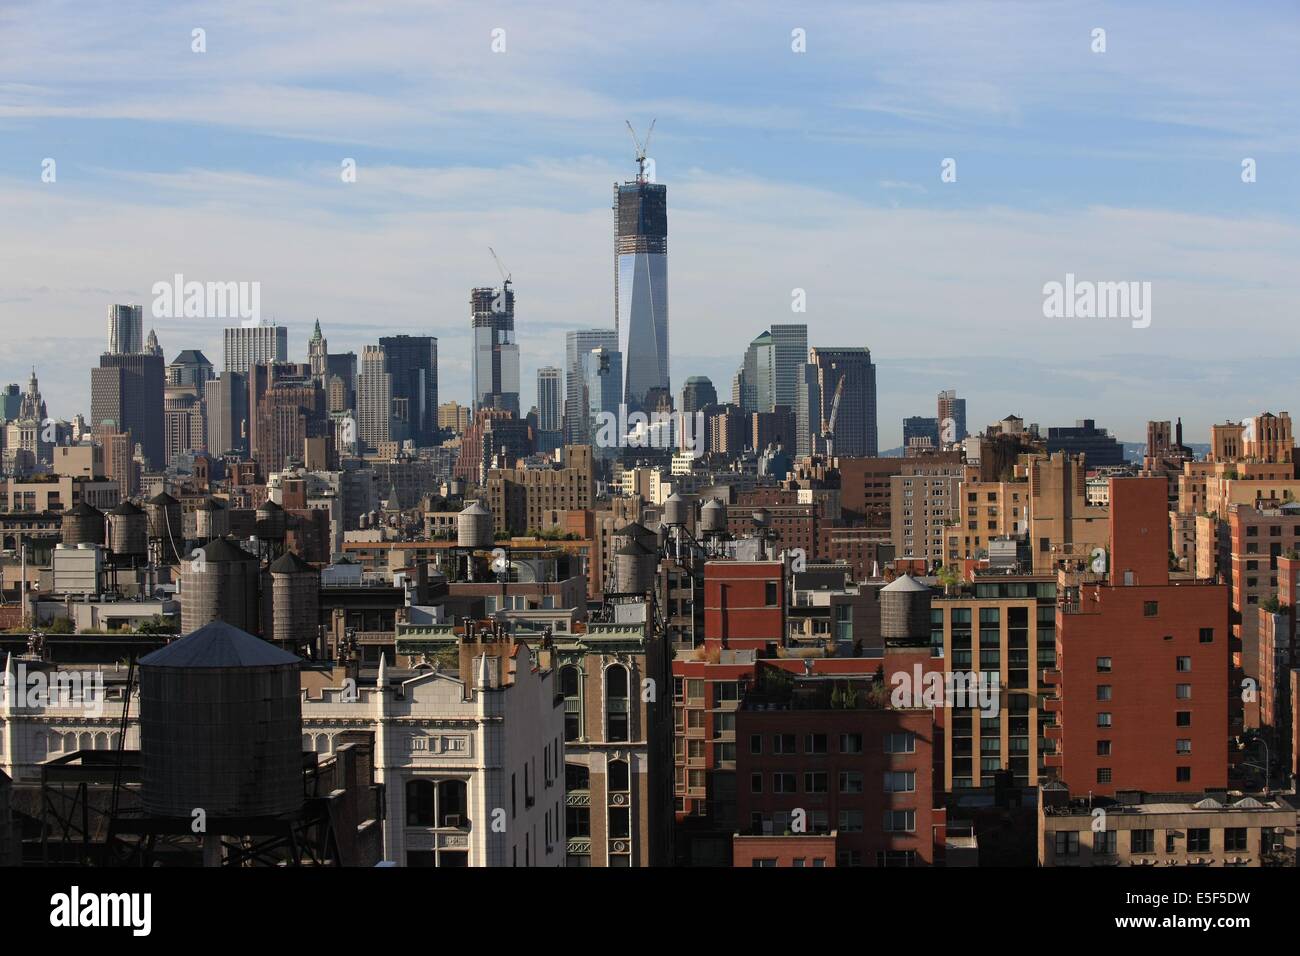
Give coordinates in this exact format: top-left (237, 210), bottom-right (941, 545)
top-left (1, 0), bottom-right (1297, 445)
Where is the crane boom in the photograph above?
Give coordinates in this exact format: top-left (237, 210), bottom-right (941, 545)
top-left (625, 119), bottom-right (656, 182)
top-left (488, 247), bottom-right (511, 289)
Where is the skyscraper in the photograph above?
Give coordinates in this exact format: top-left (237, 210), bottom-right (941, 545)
top-left (326, 352), bottom-right (357, 413)
top-left (564, 328), bottom-right (617, 444)
top-left (205, 371), bottom-right (248, 456)
top-left (471, 285), bottom-right (519, 416)
top-left (615, 167), bottom-right (668, 414)
top-left (738, 331), bottom-right (775, 413)
top-left (579, 347), bottom-right (623, 459)
top-left (224, 320), bottom-right (287, 374)
top-left (309, 320), bottom-right (329, 384)
top-left (537, 366), bottom-right (562, 433)
top-left (91, 351), bottom-right (165, 468)
top-left (807, 347), bottom-right (878, 458)
top-left (680, 375), bottom-right (718, 415)
top-left (769, 323), bottom-right (808, 411)
top-left (356, 345), bottom-right (392, 452)
top-left (379, 334), bottom-right (439, 446)
top-left (936, 388), bottom-right (967, 444)
top-left (108, 304), bottom-right (143, 355)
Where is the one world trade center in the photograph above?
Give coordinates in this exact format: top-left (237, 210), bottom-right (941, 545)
top-left (614, 141), bottom-right (669, 415)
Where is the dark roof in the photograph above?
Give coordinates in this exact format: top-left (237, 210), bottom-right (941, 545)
top-left (257, 499), bottom-right (284, 513)
top-left (140, 621), bottom-right (301, 669)
top-left (269, 551), bottom-right (316, 574)
top-left (199, 537), bottom-right (258, 563)
top-left (147, 492), bottom-right (178, 505)
top-left (616, 539), bottom-right (656, 557)
top-left (68, 501), bottom-right (103, 517)
top-left (170, 349), bottom-right (211, 366)
top-left (614, 521), bottom-right (652, 539)
top-left (108, 500), bottom-right (144, 516)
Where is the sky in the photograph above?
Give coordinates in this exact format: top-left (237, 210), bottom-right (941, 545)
top-left (1, 0), bottom-right (1297, 448)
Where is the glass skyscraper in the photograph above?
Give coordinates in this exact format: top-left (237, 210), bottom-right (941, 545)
top-left (615, 176), bottom-right (668, 414)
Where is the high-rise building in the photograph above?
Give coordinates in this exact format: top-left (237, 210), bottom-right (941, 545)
top-left (739, 331), bottom-right (774, 414)
top-left (471, 285), bottom-right (519, 416)
top-left (1045, 419), bottom-right (1124, 467)
top-left (537, 366), bottom-right (562, 434)
top-left (167, 349), bottom-right (214, 389)
top-left (936, 389), bottom-right (967, 444)
top-left (90, 352), bottom-right (165, 469)
top-left (356, 346), bottom-right (392, 453)
top-left (379, 334), bottom-right (439, 446)
top-left (807, 347), bottom-right (878, 458)
top-left (615, 168), bottom-right (668, 414)
top-left (204, 372), bottom-right (248, 456)
top-left (438, 400), bottom-right (472, 435)
top-left (903, 416), bottom-right (940, 449)
top-left (564, 329), bottom-right (617, 444)
top-left (107, 304), bottom-right (143, 355)
top-left (579, 347), bottom-right (623, 459)
top-left (326, 352), bottom-right (357, 413)
top-left (308, 319), bottom-right (329, 384)
top-left (770, 323), bottom-right (808, 411)
top-left (680, 375), bottom-right (717, 415)
top-left (224, 320), bottom-right (287, 374)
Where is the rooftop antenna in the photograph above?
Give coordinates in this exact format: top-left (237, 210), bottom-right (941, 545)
top-left (625, 119), bottom-right (656, 182)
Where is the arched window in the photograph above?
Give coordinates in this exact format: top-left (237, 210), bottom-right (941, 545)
top-left (561, 665), bottom-right (582, 742)
top-left (438, 780), bottom-right (468, 827)
top-left (406, 779), bottom-right (436, 826)
top-left (608, 758), bottom-right (629, 792)
top-left (605, 665), bottom-right (629, 743)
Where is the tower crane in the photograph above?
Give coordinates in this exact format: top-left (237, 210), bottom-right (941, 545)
top-left (625, 119), bottom-right (656, 182)
top-left (488, 247), bottom-right (512, 292)
top-left (822, 374), bottom-right (845, 458)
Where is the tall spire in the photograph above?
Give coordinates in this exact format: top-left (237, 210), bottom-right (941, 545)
top-left (311, 318), bottom-right (322, 342)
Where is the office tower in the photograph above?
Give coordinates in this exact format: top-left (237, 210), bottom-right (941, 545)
top-left (379, 334), bottom-right (439, 446)
top-left (564, 329), bottom-right (617, 444)
top-left (326, 352), bottom-right (357, 412)
top-left (936, 389), bottom-right (967, 443)
top-left (903, 416), bottom-right (940, 450)
top-left (1045, 419), bottom-right (1124, 467)
top-left (537, 366), bottom-right (562, 433)
top-left (224, 320), bottom-right (288, 374)
top-left (356, 345), bottom-right (392, 452)
top-left (471, 286), bottom-right (520, 416)
top-left (615, 165), bottom-right (668, 414)
top-left (308, 319), bottom-right (328, 380)
top-left (738, 331), bottom-right (775, 413)
top-left (205, 372), bottom-right (248, 455)
top-left (438, 401), bottom-right (472, 435)
top-left (167, 349), bottom-right (214, 389)
top-left (107, 304), bottom-right (143, 355)
top-left (91, 351), bottom-right (165, 468)
top-left (254, 372), bottom-right (328, 474)
top-left (769, 323), bottom-right (808, 410)
top-left (579, 347), bottom-right (623, 458)
top-left (144, 329), bottom-right (163, 358)
top-left (807, 347), bottom-right (878, 458)
top-left (794, 362), bottom-right (819, 457)
top-left (680, 375), bottom-right (717, 415)
top-left (1, 384), bottom-right (20, 421)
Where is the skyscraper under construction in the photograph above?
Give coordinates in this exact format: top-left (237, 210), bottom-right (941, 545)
top-left (471, 283), bottom-right (520, 417)
top-left (615, 124), bottom-right (669, 415)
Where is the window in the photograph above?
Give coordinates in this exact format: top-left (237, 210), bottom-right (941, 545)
top-left (406, 779), bottom-right (436, 826)
top-left (773, 733), bottom-right (796, 754)
top-left (804, 771), bottom-right (828, 793)
top-left (1224, 828), bottom-right (1247, 852)
top-left (406, 778), bottom-right (468, 828)
top-left (566, 806), bottom-right (590, 837)
top-left (839, 733), bottom-right (863, 754)
top-left (839, 771), bottom-right (864, 793)
top-left (1096, 684), bottom-right (1112, 701)
top-left (749, 734), bottom-right (762, 754)
top-left (1096, 740), bottom-right (1111, 756)
top-left (884, 732), bottom-right (916, 754)
top-left (1093, 830), bottom-right (1117, 855)
top-left (1199, 628), bottom-right (1214, 644)
top-left (1054, 831), bottom-right (1080, 857)
top-left (1176, 656), bottom-right (1192, 672)
top-left (565, 763), bottom-right (589, 791)
top-left (608, 807), bottom-right (630, 839)
top-left (561, 665), bottom-right (581, 742)
top-left (1096, 657), bottom-right (1112, 672)
top-left (751, 858), bottom-right (777, 868)
top-left (1187, 829), bottom-right (1210, 853)
top-left (605, 665), bottom-right (629, 742)
top-left (1175, 739), bottom-right (1192, 755)
top-left (1096, 768), bottom-right (1112, 783)
top-left (1176, 711), bottom-right (1191, 727)
top-left (750, 773), bottom-right (763, 794)
top-left (1130, 829), bottom-right (1154, 853)
top-left (773, 772), bottom-right (797, 793)
top-left (1165, 832), bottom-right (1177, 852)
top-left (608, 758), bottom-right (629, 792)
top-left (838, 810), bottom-right (864, 833)
top-left (805, 733), bottom-right (828, 754)
top-left (1176, 766), bottom-right (1191, 783)
top-left (765, 582), bottom-right (778, 606)
top-left (882, 810), bottom-right (916, 833)
top-left (1143, 601), bottom-right (1158, 616)
top-left (1176, 684), bottom-right (1192, 700)
top-left (884, 771), bottom-right (916, 793)
top-left (1096, 712), bottom-right (1112, 727)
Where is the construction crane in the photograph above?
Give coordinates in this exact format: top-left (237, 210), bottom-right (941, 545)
top-left (488, 247), bottom-right (512, 292)
top-left (625, 119), bottom-right (656, 182)
top-left (821, 374), bottom-right (845, 458)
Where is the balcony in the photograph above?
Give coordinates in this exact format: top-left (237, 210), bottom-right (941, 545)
top-left (1042, 753), bottom-right (1063, 768)
top-left (1043, 724), bottom-right (1063, 740)
top-left (1040, 667), bottom-right (1060, 685)
top-left (1043, 697), bottom-right (1062, 713)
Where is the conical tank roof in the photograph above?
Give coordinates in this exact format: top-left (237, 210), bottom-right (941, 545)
top-left (882, 574), bottom-right (929, 592)
top-left (108, 500), bottom-right (144, 516)
top-left (198, 537), bottom-right (258, 563)
top-left (140, 621), bottom-right (301, 668)
top-left (269, 550), bottom-right (317, 575)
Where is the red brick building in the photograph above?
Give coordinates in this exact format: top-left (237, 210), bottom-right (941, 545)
top-left (1053, 477), bottom-right (1229, 796)
top-left (732, 833), bottom-right (838, 867)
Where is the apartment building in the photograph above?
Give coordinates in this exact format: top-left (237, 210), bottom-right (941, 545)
top-left (486, 444), bottom-right (594, 535)
top-left (1028, 452), bottom-right (1109, 573)
top-left (891, 458), bottom-right (975, 563)
top-left (945, 479), bottom-right (1029, 563)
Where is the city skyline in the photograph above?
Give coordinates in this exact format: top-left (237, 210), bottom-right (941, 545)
top-left (2, 1), bottom-right (1297, 444)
